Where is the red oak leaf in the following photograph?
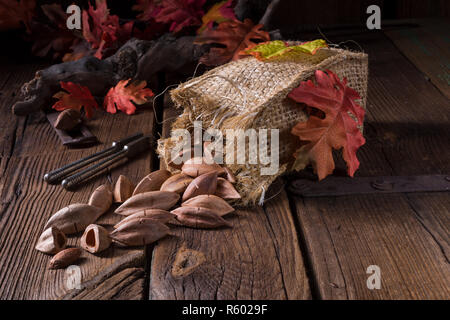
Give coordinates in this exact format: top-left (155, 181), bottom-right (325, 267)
top-left (154, 0), bottom-right (205, 33)
top-left (132, 0), bottom-right (162, 21)
top-left (0, 0), bottom-right (35, 32)
top-left (82, 0), bottom-right (133, 59)
top-left (52, 82), bottom-right (99, 119)
top-left (29, 4), bottom-right (80, 60)
top-left (289, 70), bottom-right (366, 180)
top-left (195, 18), bottom-right (270, 66)
top-left (197, 0), bottom-right (236, 34)
top-left (103, 79), bottom-right (154, 115)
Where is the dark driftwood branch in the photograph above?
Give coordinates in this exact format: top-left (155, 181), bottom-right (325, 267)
top-left (12, 35), bottom-right (205, 116)
top-left (258, 0), bottom-right (282, 29)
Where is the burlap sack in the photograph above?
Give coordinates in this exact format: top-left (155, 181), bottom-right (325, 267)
top-left (158, 45), bottom-right (368, 206)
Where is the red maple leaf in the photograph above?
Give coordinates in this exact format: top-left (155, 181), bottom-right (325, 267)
top-left (103, 79), bottom-right (154, 115)
top-left (52, 82), bottom-right (99, 119)
top-left (0, 0), bottom-right (35, 32)
top-left (197, 0), bottom-right (236, 34)
top-left (153, 0), bottom-right (205, 33)
top-left (195, 18), bottom-right (270, 66)
top-left (82, 0), bottom-right (133, 59)
top-left (289, 70), bottom-right (366, 180)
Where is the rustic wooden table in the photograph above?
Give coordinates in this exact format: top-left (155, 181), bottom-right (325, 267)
top-left (0, 19), bottom-right (449, 300)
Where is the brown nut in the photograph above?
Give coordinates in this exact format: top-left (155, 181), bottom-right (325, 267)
top-left (182, 171), bottom-right (218, 202)
top-left (48, 247), bottom-right (82, 269)
top-left (35, 226), bottom-right (67, 255)
top-left (160, 173), bottom-right (193, 194)
top-left (113, 175), bottom-right (135, 203)
top-left (133, 170), bottom-right (171, 195)
top-left (80, 224), bottom-right (111, 253)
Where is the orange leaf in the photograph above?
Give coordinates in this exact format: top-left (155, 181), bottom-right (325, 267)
top-left (103, 79), bottom-right (154, 115)
top-left (289, 70), bottom-right (366, 180)
top-left (197, 0), bottom-right (235, 34)
top-left (194, 18), bottom-right (270, 66)
top-left (52, 82), bottom-right (99, 119)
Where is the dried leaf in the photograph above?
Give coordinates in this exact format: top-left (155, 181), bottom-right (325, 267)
top-left (104, 79), bottom-right (154, 115)
top-left (241, 39), bottom-right (327, 61)
top-left (182, 194), bottom-right (234, 216)
top-left (182, 171), bottom-right (218, 202)
top-left (197, 0), bottom-right (235, 34)
top-left (82, 0), bottom-right (133, 59)
top-left (115, 191), bottom-right (180, 215)
top-left (133, 170), bottom-right (171, 195)
top-left (28, 4), bottom-right (80, 60)
top-left (110, 218), bottom-right (170, 246)
top-left (195, 18), bottom-right (270, 66)
top-left (132, 0), bottom-right (161, 21)
top-left (153, 0), bottom-right (205, 33)
top-left (52, 81), bottom-right (99, 119)
top-left (289, 69), bottom-right (366, 180)
top-left (172, 206), bottom-right (232, 229)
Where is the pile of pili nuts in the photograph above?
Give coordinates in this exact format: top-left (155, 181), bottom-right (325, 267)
top-left (36, 156), bottom-right (240, 270)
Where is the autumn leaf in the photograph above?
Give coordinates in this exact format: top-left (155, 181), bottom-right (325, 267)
top-left (197, 0), bottom-right (235, 34)
top-left (0, 0), bottom-right (35, 32)
top-left (82, 0), bottom-right (133, 59)
top-left (195, 18), bottom-right (270, 66)
top-left (289, 70), bottom-right (366, 180)
top-left (29, 4), bottom-right (80, 60)
top-left (52, 82), bottom-right (99, 119)
top-left (153, 0), bottom-right (205, 33)
top-left (132, 0), bottom-right (162, 21)
top-left (103, 79), bottom-right (154, 115)
top-left (241, 39), bottom-right (328, 61)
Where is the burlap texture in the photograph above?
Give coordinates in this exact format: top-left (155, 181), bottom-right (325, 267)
top-left (157, 46), bottom-right (368, 206)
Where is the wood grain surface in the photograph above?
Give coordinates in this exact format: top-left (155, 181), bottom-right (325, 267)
top-left (0, 19), bottom-right (449, 300)
top-left (0, 59), bottom-right (155, 299)
top-left (292, 30), bottom-right (450, 299)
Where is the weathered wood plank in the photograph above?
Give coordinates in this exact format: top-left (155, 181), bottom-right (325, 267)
top-left (384, 19), bottom-right (450, 99)
top-left (291, 30), bottom-right (450, 299)
top-left (0, 65), bottom-right (156, 299)
top-left (149, 96), bottom-right (311, 300)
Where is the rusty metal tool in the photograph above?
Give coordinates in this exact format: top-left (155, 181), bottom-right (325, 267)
top-left (43, 133), bottom-right (144, 185)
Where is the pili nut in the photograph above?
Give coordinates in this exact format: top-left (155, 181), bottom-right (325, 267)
top-left (113, 175), bottom-right (135, 203)
top-left (132, 170), bottom-right (172, 196)
top-left (80, 224), bottom-right (111, 254)
top-left (168, 148), bottom-right (194, 170)
top-left (35, 226), bottom-right (67, 254)
top-left (44, 203), bottom-right (103, 235)
top-left (88, 184), bottom-right (113, 214)
top-left (215, 177), bottom-right (241, 200)
top-left (54, 109), bottom-right (81, 131)
top-left (48, 247), bottom-right (82, 269)
top-left (181, 157), bottom-right (225, 178)
top-left (171, 207), bottom-right (232, 229)
top-left (115, 191), bottom-right (180, 216)
top-left (110, 218), bottom-right (170, 247)
top-left (114, 209), bottom-right (175, 229)
top-left (171, 245), bottom-right (206, 278)
top-left (223, 167), bottom-right (237, 184)
top-left (160, 173), bottom-right (193, 194)
top-left (181, 194), bottom-right (234, 216)
top-left (182, 171), bottom-right (218, 202)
